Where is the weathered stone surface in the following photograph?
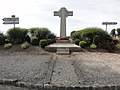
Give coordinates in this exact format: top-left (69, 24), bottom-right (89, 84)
top-left (45, 43), bottom-right (81, 52)
top-left (54, 7), bottom-right (73, 38)
top-left (56, 47), bottom-right (70, 55)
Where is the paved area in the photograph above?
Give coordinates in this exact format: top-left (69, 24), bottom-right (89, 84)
top-left (0, 52), bottom-right (120, 89)
top-left (51, 55), bottom-right (78, 86)
top-left (0, 54), bottom-right (53, 84)
top-left (0, 85), bottom-right (33, 90)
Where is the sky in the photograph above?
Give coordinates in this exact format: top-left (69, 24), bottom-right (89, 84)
top-left (0, 0), bottom-right (120, 36)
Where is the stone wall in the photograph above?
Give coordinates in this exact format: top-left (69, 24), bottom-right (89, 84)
top-left (0, 79), bottom-right (119, 90)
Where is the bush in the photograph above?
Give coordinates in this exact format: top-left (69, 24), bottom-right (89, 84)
top-left (71, 27), bottom-right (112, 45)
top-left (29, 27), bottom-right (56, 40)
top-left (21, 42), bottom-right (30, 49)
top-left (0, 32), bottom-right (5, 45)
top-left (92, 35), bottom-right (100, 45)
top-left (7, 27), bottom-right (28, 44)
top-left (47, 33), bottom-right (56, 39)
top-left (74, 39), bottom-right (80, 45)
top-left (31, 36), bottom-right (39, 45)
top-left (116, 43), bottom-right (120, 49)
top-left (79, 41), bottom-right (87, 48)
top-left (39, 39), bottom-right (48, 48)
top-left (47, 39), bottom-right (55, 45)
top-left (70, 39), bottom-right (74, 44)
top-left (110, 29), bottom-right (116, 37)
top-left (4, 43), bottom-right (12, 49)
top-left (90, 43), bottom-right (97, 49)
top-left (14, 38), bottom-right (23, 44)
top-left (24, 35), bottom-right (31, 43)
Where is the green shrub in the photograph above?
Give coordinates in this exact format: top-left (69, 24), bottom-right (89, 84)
top-left (31, 36), bottom-right (39, 45)
top-left (47, 39), bottom-right (55, 45)
top-left (74, 39), bottom-right (80, 45)
top-left (30, 28), bottom-right (50, 40)
top-left (110, 29), bottom-right (116, 37)
top-left (24, 35), bottom-right (31, 43)
top-left (79, 41), bottom-right (87, 48)
top-left (71, 27), bottom-right (112, 45)
top-left (70, 39), bottom-right (74, 44)
top-left (90, 43), bottom-right (97, 49)
top-left (92, 35), bottom-right (100, 45)
top-left (29, 27), bottom-right (56, 40)
top-left (47, 33), bottom-right (56, 39)
top-left (117, 28), bottom-right (120, 37)
top-left (0, 32), bottom-right (5, 45)
top-left (7, 28), bottom-right (28, 44)
top-left (21, 42), bottom-right (30, 49)
top-left (4, 43), bottom-right (12, 49)
top-left (39, 39), bottom-right (48, 48)
top-left (14, 38), bottom-right (23, 44)
top-left (116, 43), bottom-right (120, 49)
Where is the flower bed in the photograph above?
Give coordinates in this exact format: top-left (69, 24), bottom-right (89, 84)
top-left (56, 38), bottom-right (69, 40)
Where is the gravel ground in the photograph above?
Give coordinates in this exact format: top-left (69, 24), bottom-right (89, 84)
top-left (0, 85), bottom-right (33, 90)
top-left (0, 54), bottom-right (53, 84)
top-left (73, 52), bottom-right (120, 86)
top-left (0, 46), bottom-right (120, 87)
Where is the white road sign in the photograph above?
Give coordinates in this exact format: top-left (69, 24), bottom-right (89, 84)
top-left (102, 22), bottom-right (117, 25)
top-left (2, 17), bottom-right (19, 24)
top-left (2, 17), bottom-right (19, 21)
top-left (3, 21), bottom-right (19, 24)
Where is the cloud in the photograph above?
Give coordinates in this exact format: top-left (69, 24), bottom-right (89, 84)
top-left (0, 0), bottom-right (120, 36)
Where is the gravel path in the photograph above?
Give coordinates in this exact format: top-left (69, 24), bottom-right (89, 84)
top-left (0, 85), bottom-right (33, 90)
top-left (51, 55), bottom-right (78, 86)
top-left (0, 54), bottom-right (53, 84)
top-left (0, 50), bottom-right (120, 87)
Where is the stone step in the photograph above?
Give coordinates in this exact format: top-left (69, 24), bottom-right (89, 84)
top-left (56, 47), bottom-right (70, 55)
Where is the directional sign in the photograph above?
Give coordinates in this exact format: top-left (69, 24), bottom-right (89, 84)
top-left (3, 17), bottom-right (19, 24)
top-left (102, 22), bottom-right (117, 25)
top-left (102, 21), bottom-right (117, 31)
top-left (3, 21), bottom-right (19, 24)
top-left (3, 17), bottom-right (19, 21)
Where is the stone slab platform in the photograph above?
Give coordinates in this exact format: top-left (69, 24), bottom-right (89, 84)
top-left (45, 43), bottom-right (81, 52)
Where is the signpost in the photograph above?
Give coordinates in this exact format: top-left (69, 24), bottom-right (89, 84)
top-left (2, 15), bottom-right (19, 29)
top-left (102, 22), bottom-right (117, 32)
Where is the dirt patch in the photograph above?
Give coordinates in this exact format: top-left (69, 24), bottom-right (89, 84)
top-left (0, 45), bottom-right (51, 55)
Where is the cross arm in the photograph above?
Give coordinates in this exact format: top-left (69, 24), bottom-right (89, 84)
top-left (66, 11), bottom-right (73, 16)
top-left (54, 11), bottom-right (60, 16)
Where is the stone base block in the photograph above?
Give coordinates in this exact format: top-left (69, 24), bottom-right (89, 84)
top-left (56, 40), bottom-right (70, 43)
top-left (45, 43), bottom-right (82, 53)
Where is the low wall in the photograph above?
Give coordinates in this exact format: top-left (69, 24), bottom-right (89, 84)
top-left (0, 79), bottom-right (119, 90)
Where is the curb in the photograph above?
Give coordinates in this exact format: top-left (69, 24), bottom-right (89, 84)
top-left (0, 79), bottom-right (119, 90)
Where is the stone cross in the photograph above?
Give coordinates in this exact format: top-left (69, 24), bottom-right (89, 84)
top-left (54, 7), bottom-right (73, 38)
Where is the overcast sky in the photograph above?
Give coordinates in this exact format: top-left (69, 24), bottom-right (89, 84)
top-left (0, 0), bottom-right (120, 36)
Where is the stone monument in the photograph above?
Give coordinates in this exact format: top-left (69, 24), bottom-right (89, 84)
top-left (45, 8), bottom-right (81, 54)
top-left (54, 7), bottom-right (73, 38)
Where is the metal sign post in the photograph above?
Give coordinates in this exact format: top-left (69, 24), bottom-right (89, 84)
top-left (11, 15), bottom-right (15, 29)
top-left (102, 22), bottom-right (117, 32)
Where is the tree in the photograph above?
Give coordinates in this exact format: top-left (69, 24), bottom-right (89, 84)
top-left (117, 28), bottom-right (120, 37)
top-left (110, 29), bottom-right (116, 37)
